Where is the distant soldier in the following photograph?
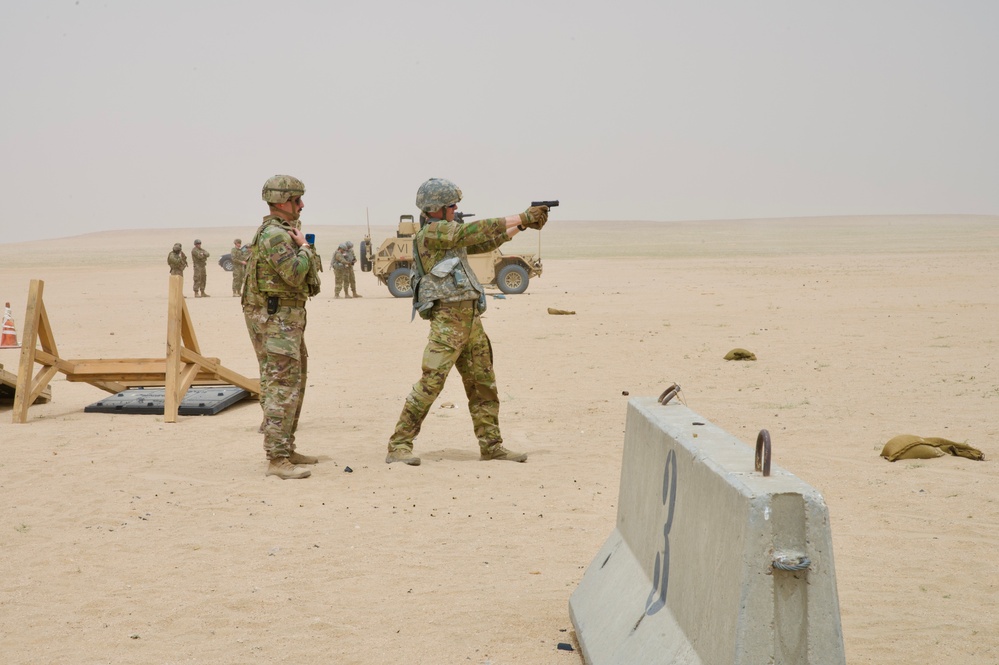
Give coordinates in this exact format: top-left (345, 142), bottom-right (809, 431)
top-left (343, 240), bottom-right (361, 298)
top-left (167, 242), bottom-right (188, 282)
top-left (385, 177), bottom-right (549, 466)
top-left (331, 242), bottom-right (351, 298)
top-left (242, 174), bottom-right (322, 479)
top-left (191, 239), bottom-right (210, 297)
top-left (231, 238), bottom-right (247, 297)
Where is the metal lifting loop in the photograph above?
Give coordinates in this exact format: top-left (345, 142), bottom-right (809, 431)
top-left (772, 554), bottom-right (812, 572)
top-left (755, 429), bottom-right (771, 477)
top-left (658, 383), bottom-right (680, 405)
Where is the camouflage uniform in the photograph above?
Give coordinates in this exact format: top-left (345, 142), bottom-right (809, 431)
top-left (331, 245), bottom-right (351, 298)
top-left (242, 215), bottom-right (321, 461)
top-left (192, 242), bottom-right (210, 297)
top-left (343, 242), bottom-right (360, 297)
top-left (388, 216), bottom-right (512, 458)
top-left (231, 241), bottom-right (248, 297)
top-left (167, 244), bottom-right (188, 276)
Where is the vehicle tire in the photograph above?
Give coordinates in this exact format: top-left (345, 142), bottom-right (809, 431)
top-left (359, 240), bottom-right (372, 272)
top-left (497, 264), bottom-right (529, 294)
top-left (219, 255), bottom-right (234, 272)
top-left (387, 267), bottom-right (413, 298)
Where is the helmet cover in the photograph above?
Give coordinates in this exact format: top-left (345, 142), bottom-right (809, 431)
top-left (262, 175), bottom-right (306, 204)
top-left (415, 177), bottom-right (462, 213)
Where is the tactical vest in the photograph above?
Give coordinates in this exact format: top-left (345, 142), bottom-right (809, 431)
top-left (241, 216), bottom-right (320, 307)
top-left (168, 251), bottom-right (187, 274)
top-left (411, 230), bottom-right (486, 320)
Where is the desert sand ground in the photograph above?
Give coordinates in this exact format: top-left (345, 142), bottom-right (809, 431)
top-left (1, 215), bottom-right (997, 664)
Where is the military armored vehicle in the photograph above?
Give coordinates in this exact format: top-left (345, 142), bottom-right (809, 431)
top-left (360, 214), bottom-right (543, 298)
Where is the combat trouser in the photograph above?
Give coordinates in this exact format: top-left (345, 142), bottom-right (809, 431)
top-left (232, 266), bottom-right (245, 297)
top-left (243, 303), bottom-right (309, 459)
top-left (333, 267), bottom-right (346, 297)
top-left (388, 299), bottom-right (501, 453)
top-left (193, 266), bottom-right (207, 294)
top-left (345, 267), bottom-right (358, 295)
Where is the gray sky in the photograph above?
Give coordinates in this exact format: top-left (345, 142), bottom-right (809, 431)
top-left (2, 0), bottom-right (996, 244)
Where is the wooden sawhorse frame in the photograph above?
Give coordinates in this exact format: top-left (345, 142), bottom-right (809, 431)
top-left (11, 275), bottom-right (259, 423)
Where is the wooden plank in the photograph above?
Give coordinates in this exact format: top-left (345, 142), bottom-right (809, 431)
top-left (66, 358), bottom-right (220, 375)
top-left (0, 364), bottom-right (52, 404)
top-left (33, 349), bottom-right (77, 374)
top-left (164, 275), bottom-right (184, 423)
top-left (88, 380), bottom-right (128, 394)
top-left (37, 296), bottom-right (59, 356)
top-left (179, 347), bottom-right (260, 395)
top-left (178, 362), bottom-right (200, 401)
top-left (64, 371), bottom-right (222, 383)
top-left (27, 365), bottom-right (60, 406)
top-left (180, 295), bottom-right (201, 353)
top-left (13, 280), bottom-right (45, 423)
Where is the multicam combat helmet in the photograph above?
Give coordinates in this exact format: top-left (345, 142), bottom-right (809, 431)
top-left (345, 241), bottom-right (354, 249)
top-left (415, 177), bottom-right (461, 213)
top-left (194, 239), bottom-right (201, 245)
top-left (173, 243), bottom-right (182, 252)
top-left (261, 175), bottom-right (306, 204)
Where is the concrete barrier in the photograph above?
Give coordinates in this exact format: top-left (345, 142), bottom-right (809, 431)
top-left (569, 398), bottom-right (845, 665)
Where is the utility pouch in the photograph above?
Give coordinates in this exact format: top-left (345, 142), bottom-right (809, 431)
top-left (430, 256), bottom-right (461, 277)
top-left (267, 296), bottom-right (279, 315)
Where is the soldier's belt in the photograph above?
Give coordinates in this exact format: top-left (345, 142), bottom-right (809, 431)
top-left (261, 297), bottom-right (307, 308)
top-left (436, 299), bottom-right (476, 309)
top-left (279, 298), bottom-right (306, 307)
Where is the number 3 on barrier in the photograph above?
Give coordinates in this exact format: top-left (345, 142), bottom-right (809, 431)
top-left (645, 449), bottom-right (678, 616)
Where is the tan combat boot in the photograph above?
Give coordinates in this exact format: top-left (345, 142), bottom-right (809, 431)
top-left (266, 457), bottom-right (311, 479)
top-left (480, 445), bottom-right (528, 462)
top-left (202, 292), bottom-right (210, 297)
top-left (288, 451), bottom-right (318, 465)
top-left (385, 447), bottom-right (421, 466)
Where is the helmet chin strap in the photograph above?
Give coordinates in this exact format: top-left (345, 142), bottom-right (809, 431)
top-left (272, 200), bottom-right (301, 223)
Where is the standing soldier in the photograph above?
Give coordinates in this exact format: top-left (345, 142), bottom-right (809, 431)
top-left (242, 174), bottom-right (322, 479)
top-left (191, 239), bottom-right (210, 297)
top-left (385, 177), bottom-right (549, 466)
top-left (331, 242), bottom-right (351, 298)
top-left (231, 238), bottom-right (247, 297)
top-left (167, 243), bottom-right (188, 294)
top-left (343, 240), bottom-right (362, 298)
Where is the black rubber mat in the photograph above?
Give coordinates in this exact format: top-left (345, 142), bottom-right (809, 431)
top-left (85, 385), bottom-right (250, 416)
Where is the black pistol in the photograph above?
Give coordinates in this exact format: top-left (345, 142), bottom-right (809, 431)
top-left (531, 200), bottom-right (559, 208)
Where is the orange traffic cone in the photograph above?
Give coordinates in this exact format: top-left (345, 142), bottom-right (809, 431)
top-left (1, 302), bottom-right (19, 348)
